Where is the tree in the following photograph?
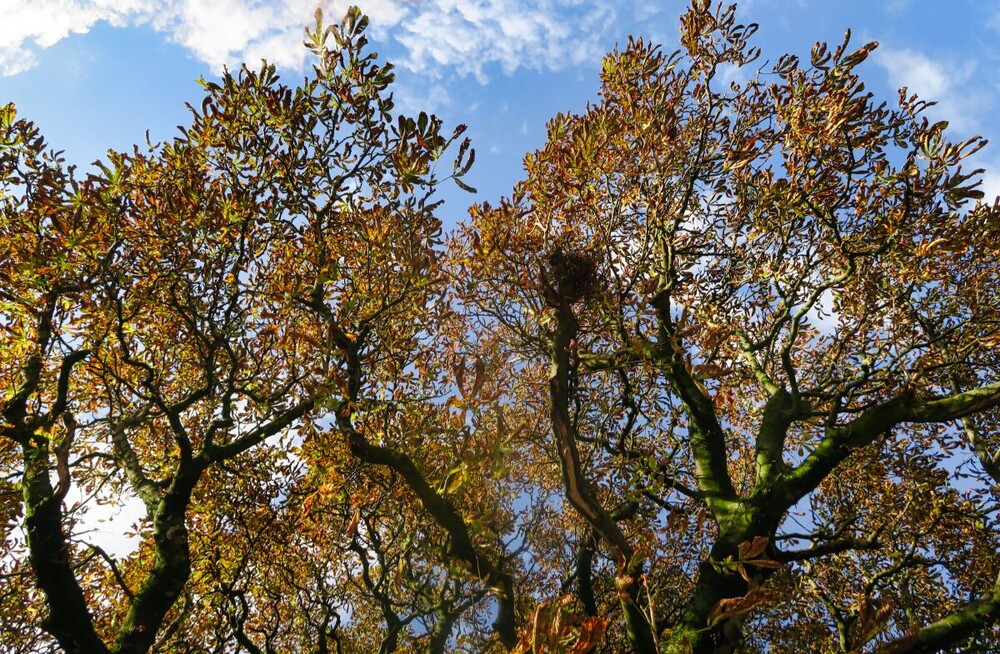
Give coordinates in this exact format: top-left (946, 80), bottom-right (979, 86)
top-left (1, 7), bottom-right (497, 654)
top-left (455, 2), bottom-right (1000, 652)
top-left (2, 2), bottom-right (1000, 654)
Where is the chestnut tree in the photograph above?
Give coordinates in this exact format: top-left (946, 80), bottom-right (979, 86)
top-left (3, 3), bottom-right (1000, 654)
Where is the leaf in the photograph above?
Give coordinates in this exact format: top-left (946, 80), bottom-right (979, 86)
top-left (738, 536), bottom-right (769, 561)
top-left (453, 177), bottom-right (477, 193)
top-left (344, 508), bottom-right (361, 539)
top-left (469, 357), bottom-right (487, 398)
top-left (708, 588), bottom-right (776, 627)
top-left (444, 469), bottom-right (466, 494)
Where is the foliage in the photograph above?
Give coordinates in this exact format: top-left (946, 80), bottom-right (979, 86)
top-left (2, 3), bottom-right (1000, 654)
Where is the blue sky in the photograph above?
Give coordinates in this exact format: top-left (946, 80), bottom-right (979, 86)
top-left (4, 0), bottom-right (1000, 228)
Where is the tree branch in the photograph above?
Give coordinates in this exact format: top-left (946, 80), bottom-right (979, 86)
top-left (875, 576), bottom-right (1000, 654)
top-left (782, 381), bottom-right (1000, 506)
top-left (548, 300), bottom-right (656, 653)
top-left (344, 423), bottom-right (518, 650)
top-left (20, 438), bottom-right (111, 654)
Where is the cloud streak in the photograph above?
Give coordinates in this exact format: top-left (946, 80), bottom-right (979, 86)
top-left (0, 0), bottom-right (154, 75)
top-left (1, 0), bottom-right (618, 79)
top-left (876, 45), bottom-right (981, 133)
top-left (875, 44), bottom-right (1000, 203)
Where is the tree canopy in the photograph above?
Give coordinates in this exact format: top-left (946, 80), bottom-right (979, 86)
top-left (2, 3), bottom-right (999, 653)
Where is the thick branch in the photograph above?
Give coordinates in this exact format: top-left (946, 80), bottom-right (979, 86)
top-left (113, 462), bottom-right (205, 654)
top-left (109, 410), bottom-right (162, 513)
top-left (772, 536), bottom-right (880, 563)
top-left (961, 414), bottom-right (1000, 485)
top-left (649, 298), bottom-right (736, 505)
top-left (782, 382), bottom-right (1000, 506)
top-left (752, 388), bottom-right (808, 496)
top-left (21, 439), bottom-right (110, 654)
top-left (429, 601), bottom-right (470, 654)
top-left (574, 529), bottom-right (599, 617)
top-left (910, 382), bottom-right (1000, 422)
top-left (3, 293), bottom-right (58, 432)
top-left (49, 349), bottom-right (91, 423)
top-left (548, 302), bottom-right (656, 654)
top-left (204, 397), bottom-right (315, 462)
top-left (876, 576), bottom-right (1000, 654)
top-left (951, 370), bottom-right (1000, 485)
top-left (344, 424), bottom-right (517, 650)
top-left (548, 303), bottom-right (636, 565)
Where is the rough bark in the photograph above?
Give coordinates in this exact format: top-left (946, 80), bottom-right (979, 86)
top-left (876, 578), bottom-right (1000, 654)
top-left (21, 440), bottom-right (112, 654)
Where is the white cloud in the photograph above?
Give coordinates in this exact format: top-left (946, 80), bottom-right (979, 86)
top-left (977, 162), bottom-right (1000, 205)
top-left (0, 45), bottom-right (36, 76)
top-left (805, 287), bottom-right (839, 336)
top-left (1, 0), bottom-right (618, 80)
top-left (392, 0), bottom-right (614, 81)
top-left (876, 46), bottom-right (981, 133)
top-left (878, 47), bottom-right (952, 98)
top-left (2, 480), bottom-right (145, 568)
top-left (65, 482), bottom-right (146, 558)
top-left (0, 0), bottom-right (155, 76)
top-left (987, 4), bottom-right (1000, 35)
top-left (163, 0), bottom-right (279, 69)
top-left (633, 3), bottom-right (664, 21)
top-left (392, 79), bottom-right (453, 117)
top-left (877, 45), bottom-right (1000, 206)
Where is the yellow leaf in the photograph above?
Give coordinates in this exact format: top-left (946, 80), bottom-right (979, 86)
top-left (344, 508), bottom-right (360, 539)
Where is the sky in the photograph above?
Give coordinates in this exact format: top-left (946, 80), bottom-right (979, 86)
top-left (1, 0), bottom-right (998, 555)
top-left (5, 0), bottom-right (1000, 229)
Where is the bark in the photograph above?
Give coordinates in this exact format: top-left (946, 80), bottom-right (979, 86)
top-left (574, 530), bottom-right (599, 617)
top-left (112, 463), bottom-right (203, 654)
top-left (876, 578), bottom-right (1000, 654)
top-left (650, 295), bottom-right (737, 508)
top-left (548, 302), bottom-right (657, 654)
top-left (346, 430), bottom-right (518, 649)
top-left (21, 440), bottom-right (111, 654)
top-left (428, 605), bottom-right (464, 654)
top-left (19, 419), bottom-right (206, 654)
top-left (678, 541), bottom-right (751, 654)
top-left (784, 382), bottom-right (1000, 507)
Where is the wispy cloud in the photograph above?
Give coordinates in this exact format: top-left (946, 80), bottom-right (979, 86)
top-left (979, 168), bottom-right (1000, 204)
top-left (0, 0), bottom-right (618, 79)
top-left (875, 44), bottom-right (1000, 204)
top-left (393, 0), bottom-right (615, 81)
top-left (0, 0), bottom-right (154, 75)
top-left (884, 0), bottom-right (912, 12)
top-left (876, 45), bottom-right (981, 133)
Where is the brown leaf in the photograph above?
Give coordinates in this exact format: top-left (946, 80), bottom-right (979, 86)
top-left (344, 508), bottom-right (360, 540)
top-left (708, 588), bottom-right (776, 627)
